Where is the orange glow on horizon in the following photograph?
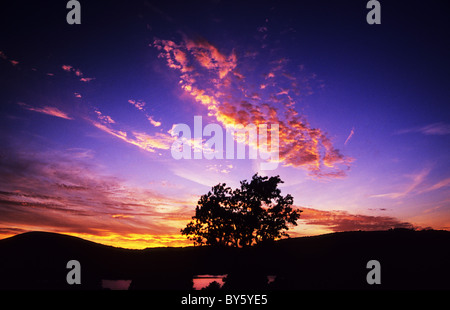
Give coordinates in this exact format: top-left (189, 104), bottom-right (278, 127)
top-left (0, 231), bottom-right (192, 249)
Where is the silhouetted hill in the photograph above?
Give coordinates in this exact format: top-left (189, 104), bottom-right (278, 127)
top-left (0, 229), bottom-right (449, 290)
top-left (0, 231), bottom-right (138, 289)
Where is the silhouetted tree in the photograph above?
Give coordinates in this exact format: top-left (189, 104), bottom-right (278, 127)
top-left (202, 281), bottom-right (222, 290)
top-left (181, 174), bottom-right (301, 247)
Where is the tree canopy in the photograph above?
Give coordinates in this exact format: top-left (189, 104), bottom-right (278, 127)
top-left (181, 174), bottom-right (301, 247)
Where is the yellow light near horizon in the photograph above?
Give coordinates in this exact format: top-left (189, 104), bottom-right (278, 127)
top-left (60, 232), bottom-right (192, 249)
top-left (0, 231), bottom-right (192, 249)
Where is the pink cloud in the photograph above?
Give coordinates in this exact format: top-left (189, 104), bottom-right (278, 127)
top-left (80, 77), bottom-right (95, 83)
top-left (0, 51), bottom-right (20, 66)
top-left (17, 102), bottom-right (73, 120)
top-left (62, 65), bottom-right (73, 72)
top-left (61, 65), bottom-right (95, 82)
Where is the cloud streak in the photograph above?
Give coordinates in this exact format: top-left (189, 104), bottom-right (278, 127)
top-left (344, 127), bottom-right (355, 145)
top-left (369, 166), bottom-right (450, 199)
top-left (395, 122), bottom-right (450, 136)
top-left (370, 167), bottom-right (431, 199)
top-left (89, 108), bottom-right (173, 153)
top-left (298, 207), bottom-right (415, 232)
top-left (17, 102), bottom-right (73, 120)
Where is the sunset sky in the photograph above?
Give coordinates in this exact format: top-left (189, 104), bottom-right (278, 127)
top-left (0, 0), bottom-right (449, 249)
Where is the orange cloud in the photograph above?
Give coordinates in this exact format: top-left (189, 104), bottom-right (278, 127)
top-left (132, 131), bottom-right (173, 151)
top-left (153, 35), bottom-right (352, 178)
top-left (185, 38), bottom-right (237, 79)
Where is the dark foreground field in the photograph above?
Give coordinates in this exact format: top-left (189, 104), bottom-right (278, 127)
top-left (0, 229), bottom-right (449, 290)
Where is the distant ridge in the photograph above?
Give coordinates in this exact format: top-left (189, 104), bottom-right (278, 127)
top-left (0, 229), bottom-right (449, 290)
top-left (0, 231), bottom-right (114, 249)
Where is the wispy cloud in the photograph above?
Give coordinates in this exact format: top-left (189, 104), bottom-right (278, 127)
top-left (94, 109), bottom-right (115, 124)
top-left (344, 127), bottom-right (355, 145)
top-left (370, 166), bottom-right (436, 199)
top-left (418, 177), bottom-right (450, 194)
top-left (153, 35), bottom-right (352, 178)
top-left (395, 122), bottom-right (450, 136)
top-left (128, 99), bottom-right (162, 127)
top-left (17, 102), bottom-right (73, 120)
top-left (80, 77), bottom-right (95, 83)
top-left (89, 108), bottom-right (172, 153)
top-left (61, 64), bottom-right (95, 82)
